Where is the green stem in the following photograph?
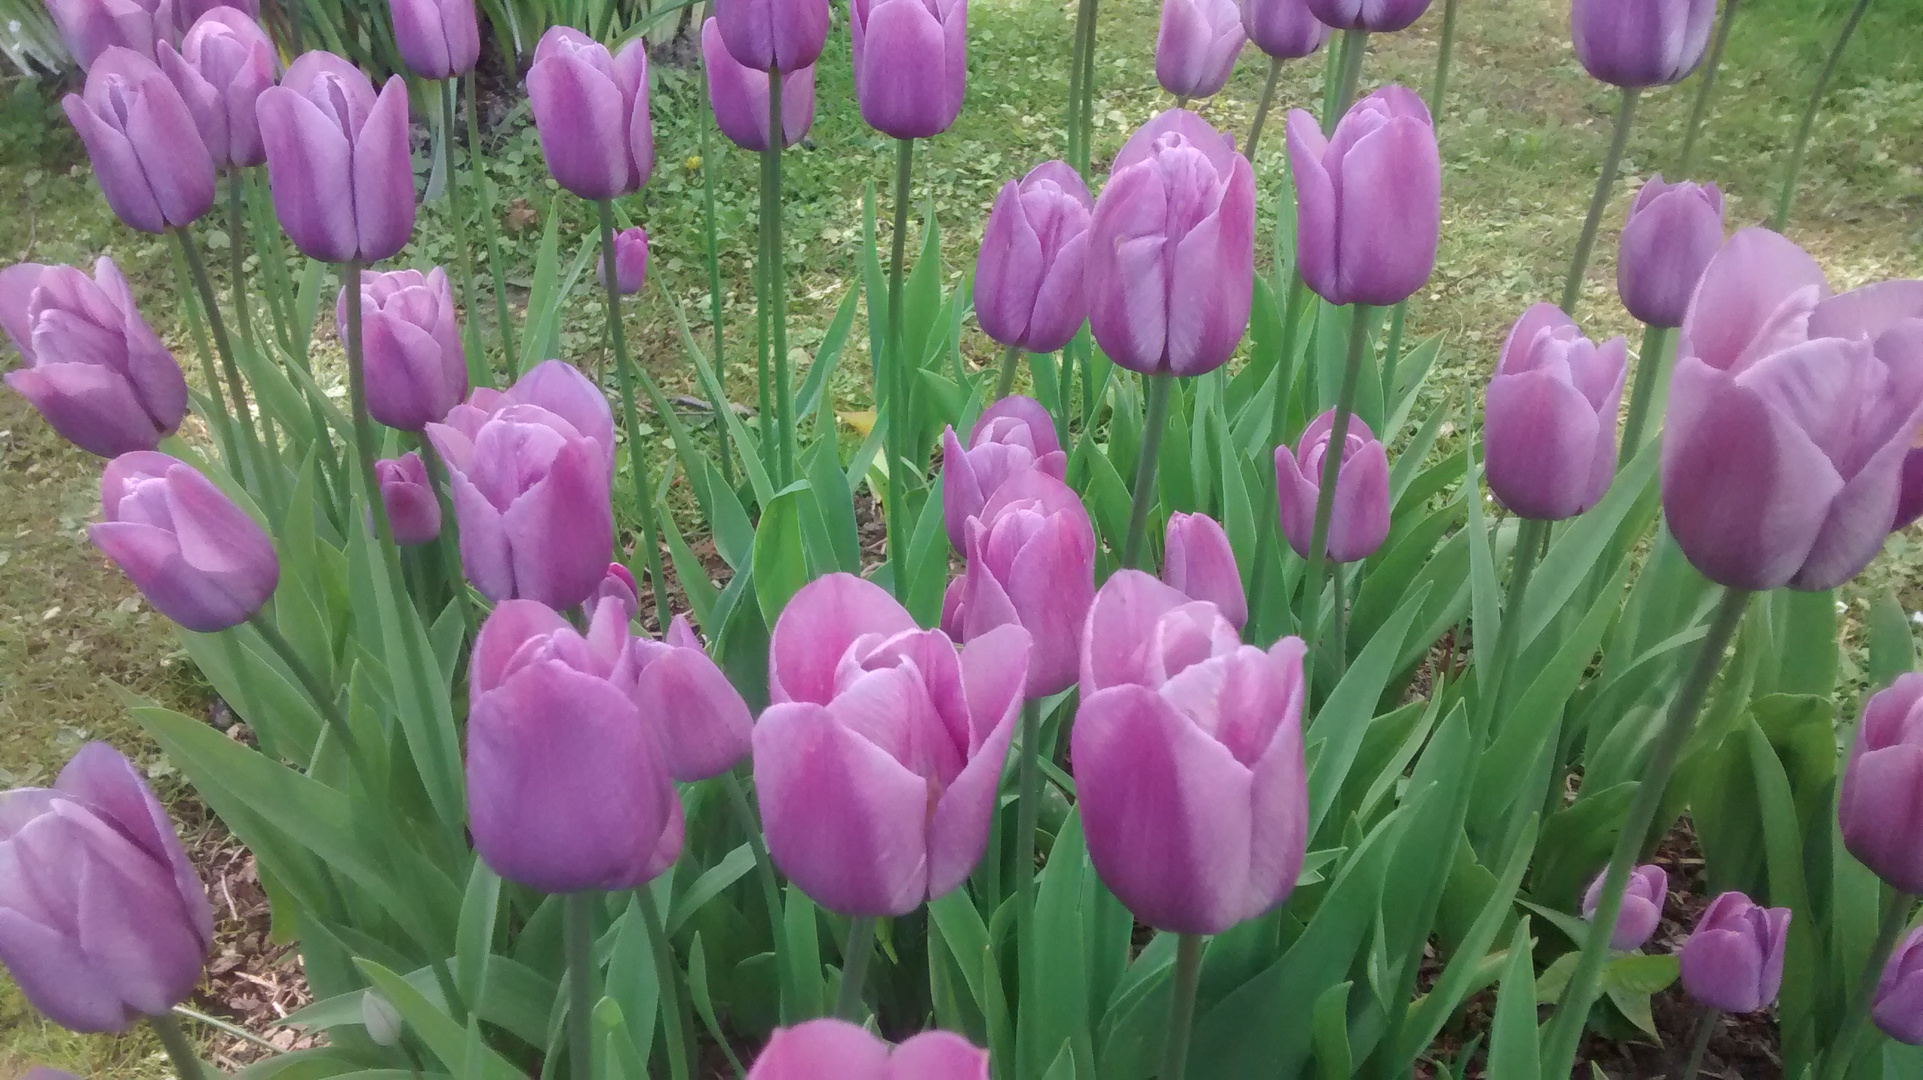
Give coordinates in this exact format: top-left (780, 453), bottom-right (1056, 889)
top-left (1682, 1007), bottom-right (1721, 1080)
top-left (1246, 57), bottom-right (1284, 159)
top-left (1816, 886), bottom-right (1911, 1080)
top-left (636, 888), bottom-right (693, 1080)
top-left (756, 181), bottom-right (777, 470)
top-left (1015, 697), bottom-right (1042, 1068)
top-left (596, 199), bottom-right (671, 626)
top-left (1773, 0), bottom-right (1873, 230)
top-left (564, 893), bottom-right (597, 1080)
top-left (247, 612), bottom-right (375, 791)
top-left (149, 1011), bottom-right (206, 1080)
top-left (1065, 0), bottom-right (1093, 168)
top-left (1328, 29), bottom-right (1370, 132)
top-left (1122, 374), bottom-right (1175, 569)
top-left (886, 138), bottom-right (916, 599)
top-left (1299, 306), bottom-right (1372, 692)
top-left (1427, 0), bottom-right (1460, 115)
top-left (1075, 0), bottom-right (1101, 176)
top-left (1475, 516), bottom-right (1548, 735)
top-left (441, 79), bottom-right (488, 390)
top-left (1561, 86), bottom-right (1641, 315)
top-left (1055, 348), bottom-right (1074, 447)
top-left (1268, 272), bottom-right (1312, 448)
top-left (834, 916), bottom-right (878, 1020)
top-left (416, 438), bottom-right (476, 639)
top-left (1163, 934), bottom-right (1206, 1080)
top-left (226, 169), bottom-right (253, 351)
top-left (1677, 0), bottom-right (1740, 177)
top-left (1329, 566), bottom-right (1348, 680)
top-left (722, 770), bottom-right (793, 1022)
top-left (464, 74), bottom-right (516, 369)
top-left (765, 70), bottom-right (795, 483)
top-left (1539, 588), bottom-right (1751, 1079)
top-left (1381, 301), bottom-right (1406, 412)
top-left (174, 226), bottom-right (267, 496)
top-left (697, 66), bottom-right (736, 485)
top-left (1619, 324), bottom-right (1672, 466)
top-left (994, 341), bottom-right (1023, 399)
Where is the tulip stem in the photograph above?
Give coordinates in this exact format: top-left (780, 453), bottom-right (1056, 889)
top-left (1015, 697), bottom-right (1043, 1066)
top-left (226, 170), bottom-right (253, 352)
top-left (1682, 1007), bottom-right (1721, 1080)
top-left (721, 770), bottom-right (794, 1022)
top-left (1329, 29), bottom-right (1370, 130)
top-left (175, 227), bottom-right (273, 511)
top-left (1619, 324), bottom-right (1672, 466)
top-left (1163, 934), bottom-right (1205, 1080)
top-left (416, 439), bottom-right (476, 639)
top-left (1064, 0), bottom-right (1092, 167)
top-left (696, 67), bottom-right (736, 486)
top-left (1427, 0), bottom-right (1461, 116)
top-left (886, 137), bottom-right (917, 600)
top-left (149, 1011), bottom-right (207, 1080)
top-left (1478, 516), bottom-right (1547, 734)
top-left (1077, 0), bottom-right (1101, 175)
top-left (1815, 886), bottom-right (1911, 1080)
top-left (1677, 0), bottom-right (1740, 177)
top-left (463, 74), bottom-right (516, 370)
top-left (994, 342), bottom-right (1023, 400)
top-left (1267, 272), bottom-right (1312, 449)
top-left (1299, 305), bottom-right (1372, 695)
top-left (247, 611), bottom-right (377, 792)
top-left (765, 71), bottom-right (796, 483)
top-left (596, 199), bottom-right (672, 628)
top-left (1540, 587), bottom-right (1750, 1079)
top-left (1561, 86), bottom-right (1641, 316)
top-left (1123, 375), bottom-right (1175, 570)
top-left (1246, 57), bottom-right (1283, 160)
top-left (834, 916), bottom-right (878, 1020)
top-left (564, 892), bottom-right (597, 1080)
top-left (1773, 0), bottom-right (1873, 230)
top-left (1329, 568), bottom-right (1347, 679)
top-left (636, 887), bottom-right (694, 1080)
top-left (441, 79), bottom-right (489, 390)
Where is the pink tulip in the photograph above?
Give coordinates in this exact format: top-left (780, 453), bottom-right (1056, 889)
top-left (745, 1019), bottom-right (989, 1079)
top-left (1275, 409), bottom-right (1391, 563)
top-left (90, 451), bottom-right (278, 632)
top-left (702, 18), bottom-right (815, 152)
top-left (1679, 891), bottom-right (1789, 1014)
top-left (527, 27), bottom-right (653, 200)
top-left (940, 394), bottom-right (1068, 551)
top-left (256, 52), bottom-right (415, 263)
top-left (1582, 864), bottom-right (1666, 950)
top-left (336, 267), bottom-right (467, 432)
top-left (1163, 511), bottom-right (1245, 629)
top-left (64, 47), bottom-right (216, 234)
top-left (974, 161), bottom-right (1092, 355)
top-left (157, 9), bottom-right (276, 168)
top-left (1484, 304), bottom-right (1628, 521)
top-left (1156, 0), bottom-right (1246, 100)
top-left (850, 0), bottom-right (967, 139)
top-left (375, 452), bottom-right (440, 546)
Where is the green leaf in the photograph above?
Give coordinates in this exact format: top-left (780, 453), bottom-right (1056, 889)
top-left (904, 483), bottom-right (950, 626)
top-left (795, 286), bottom-right (859, 428)
top-left (657, 505), bottom-right (720, 631)
top-left (1306, 582), bottom-right (1432, 836)
top-left (1531, 781), bottom-right (1639, 910)
top-left (1602, 953), bottom-right (1678, 996)
top-left (606, 900), bottom-right (660, 1065)
top-left (753, 485), bottom-right (813, 627)
top-left (455, 860), bottom-right (501, 1012)
top-left (784, 887), bottom-right (823, 1020)
top-left (1517, 442), bottom-right (1661, 644)
top-left (1486, 919), bottom-right (1540, 1080)
top-left (355, 959), bottom-right (524, 1080)
top-left (1310, 981), bottom-right (1353, 1080)
top-left (667, 843), bottom-right (756, 935)
top-left (686, 935), bottom-right (744, 1078)
top-left (1027, 811), bottom-right (1096, 1080)
top-left (1870, 585), bottom-right (1916, 691)
top-left (805, 435), bottom-right (863, 573)
top-left (928, 887), bottom-right (996, 1018)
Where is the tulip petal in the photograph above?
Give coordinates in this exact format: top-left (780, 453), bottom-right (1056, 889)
top-left (89, 520), bottom-right (251, 631)
top-left (635, 646), bottom-right (755, 781)
top-left (855, 0), bottom-right (949, 139)
top-left (54, 743), bottom-right (211, 945)
top-left (440, 455), bottom-right (515, 602)
top-left (770, 573), bottom-right (917, 704)
top-left (1333, 114), bottom-right (1439, 307)
top-left (469, 598), bottom-right (571, 695)
top-left (1165, 155), bottom-right (1254, 375)
top-left (1681, 228), bottom-right (1828, 375)
top-left (64, 95), bottom-right (167, 234)
top-left (751, 1020), bottom-right (892, 1080)
top-left (0, 908), bottom-right (127, 1032)
top-left (1080, 569), bottom-right (1191, 694)
top-left (5, 364), bottom-right (160, 457)
top-left (353, 77), bottom-right (417, 263)
top-left (1682, 927), bottom-right (1765, 1013)
top-left (927, 627), bottom-right (1027, 896)
top-left (257, 85), bottom-right (358, 262)
top-left (502, 437), bottom-right (613, 610)
top-left (1001, 509), bottom-right (1095, 697)
top-left (529, 51), bottom-right (629, 200)
top-left (888, 1031), bottom-right (991, 1079)
top-left (1285, 109), bottom-right (1336, 302)
top-left (1246, 637), bottom-right (1308, 910)
top-left (1484, 370), bottom-right (1608, 521)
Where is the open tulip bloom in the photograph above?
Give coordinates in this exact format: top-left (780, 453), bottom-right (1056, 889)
top-left (974, 162), bottom-right (1092, 356)
top-left (746, 1020), bottom-right (990, 1079)
top-left (64, 46), bottom-right (217, 235)
top-left (940, 394), bottom-right (1070, 551)
top-left (1483, 303), bottom-right (1628, 522)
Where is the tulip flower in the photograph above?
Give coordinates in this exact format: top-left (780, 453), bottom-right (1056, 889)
top-left (1087, 109), bottom-right (1255, 377)
top-left (1617, 176), bottom-right (1725, 330)
top-left (90, 451), bottom-right (279, 632)
top-left (1287, 86), bottom-right (1440, 307)
top-left (1840, 674), bottom-right (1923, 893)
top-left (850, 0), bottom-right (967, 140)
top-left (703, 21), bottom-right (815, 153)
top-left (942, 470), bottom-right (1096, 698)
top-left (527, 27), bottom-right (653, 200)
top-left (1679, 891), bottom-right (1790, 1014)
top-left (1304, 0), bottom-right (1431, 32)
top-left (1156, 0), bottom-right (1246, 100)
top-left (1072, 571), bottom-right (1308, 934)
top-left (375, 452), bottom-right (440, 546)
top-left (63, 47), bottom-right (216, 234)
top-left (43, 0), bottom-right (161, 67)
top-left (1662, 229), bottom-right (1923, 591)
top-left (597, 226), bottom-right (651, 297)
top-left (587, 562), bottom-right (641, 623)
top-left (1582, 864), bottom-right (1666, 950)
top-left (0, 258), bottom-right (188, 458)
top-left (1239, 0), bottom-right (1327, 60)
top-left (388, 0), bottom-right (480, 80)
top-left (746, 1020), bottom-right (990, 1079)
top-left (714, 0), bottom-right (830, 71)
top-left (755, 574), bottom-right (1030, 916)
top-left (1163, 511), bottom-right (1245, 629)
top-left (0, 742), bottom-right (213, 1033)
top-left (940, 394), bottom-right (1068, 550)
top-left (155, 9), bottom-right (275, 169)
top-left (256, 52), bottom-right (415, 264)
top-left (425, 360), bottom-right (616, 610)
top-left (975, 161), bottom-right (1092, 355)
top-left (1571, 0), bottom-right (1716, 89)
top-left (336, 267), bottom-right (467, 431)
top-left (1876, 929), bottom-right (1923, 1046)
top-left (1483, 304), bottom-right (1628, 521)
top-left (1275, 409), bottom-right (1390, 563)
top-left (466, 600), bottom-right (682, 892)
top-left (172, 0), bottom-right (257, 28)
top-left (636, 613), bottom-right (755, 780)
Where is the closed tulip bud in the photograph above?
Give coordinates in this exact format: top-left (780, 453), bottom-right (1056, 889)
top-left (1679, 891), bottom-right (1790, 1014)
top-left (63, 47), bottom-right (216, 234)
top-left (1275, 410), bottom-right (1390, 563)
top-left (1617, 176), bottom-right (1724, 330)
top-left (598, 226), bottom-right (650, 297)
top-left (1287, 86), bottom-right (1440, 307)
top-left (634, 612), bottom-right (754, 780)
top-left (1582, 864), bottom-right (1666, 950)
top-left (1840, 674), bottom-right (1923, 893)
top-left (1484, 304), bottom-right (1628, 521)
top-left (747, 1020), bottom-right (990, 1079)
top-left (1156, 0), bottom-right (1246, 100)
top-left (587, 562), bottom-right (641, 624)
top-left (975, 161), bottom-right (1092, 354)
top-left (1876, 929), bottom-right (1923, 1046)
top-left (1163, 511), bottom-right (1245, 629)
top-left (703, 19), bottom-right (815, 153)
top-left (1571, 0), bottom-right (1715, 88)
top-left (940, 395), bottom-right (1068, 550)
top-left (155, 10), bottom-right (274, 169)
top-left (360, 991), bottom-right (404, 1046)
top-left (90, 451), bottom-right (278, 632)
top-left (528, 27), bottom-right (653, 200)
top-left (850, 0), bottom-right (967, 139)
top-left (714, 0), bottom-right (829, 72)
top-left (425, 360), bottom-right (616, 609)
top-left (0, 258), bottom-right (188, 457)
top-left (388, 0), bottom-right (479, 79)
top-left (0, 742), bottom-right (213, 1032)
top-left (1088, 109), bottom-right (1254, 377)
top-left (43, 0), bottom-right (160, 68)
top-left (1663, 230), bottom-right (1923, 591)
top-left (257, 53), bottom-right (415, 263)
top-left (1239, 0), bottom-right (1327, 60)
top-left (756, 574), bottom-right (1030, 916)
top-left (1073, 571), bottom-right (1308, 934)
top-left (1304, 0), bottom-right (1431, 31)
top-left (336, 267), bottom-right (467, 431)
top-left (375, 452), bottom-right (440, 546)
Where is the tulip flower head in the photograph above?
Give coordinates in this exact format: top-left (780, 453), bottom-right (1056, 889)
top-left (337, 267), bottom-right (467, 431)
top-left (1238, 0), bottom-right (1328, 60)
top-left (755, 574), bottom-right (1030, 916)
top-left (387, 0), bottom-right (480, 79)
top-left (703, 19), bottom-right (816, 152)
top-left (1484, 303), bottom-right (1628, 521)
top-left (588, 562), bottom-right (641, 624)
top-left (1156, 0), bottom-right (1246, 101)
top-left (1571, 0), bottom-right (1716, 88)
top-left (0, 742), bottom-right (213, 1032)
top-left (635, 613), bottom-right (756, 782)
top-left (44, 0), bottom-right (163, 67)
top-left (746, 1019), bottom-right (991, 1079)
top-left (1, 258), bottom-right (188, 457)
top-left (528, 27), bottom-right (655, 200)
top-left (1679, 891), bottom-right (1790, 1014)
top-left (598, 226), bottom-right (651, 297)
top-left (63, 47), bottom-right (217, 234)
top-left (1304, 0), bottom-right (1432, 32)
top-left (1840, 674), bottom-right (1923, 894)
top-left (1275, 409), bottom-right (1391, 563)
top-left (714, 0), bottom-right (830, 72)
top-left (375, 452), bottom-right (441, 546)
top-left (1617, 176), bottom-right (1725, 330)
top-left (940, 394), bottom-right (1069, 551)
top-left (850, 0), bottom-right (967, 139)
top-left (1876, 928), bottom-right (1923, 1046)
top-left (256, 52), bottom-right (416, 263)
top-left (1286, 86), bottom-right (1440, 307)
top-left (974, 161), bottom-right (1092, 355)
top-left (1162, 511), bottom-right (1246, 629)
top-left (156, 9), bottom-right (276, 169)
top-left (1582, 864), bottom-right (1666, 950)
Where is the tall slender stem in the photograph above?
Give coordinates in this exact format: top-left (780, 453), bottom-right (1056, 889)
top-left (1123, 375), bottom-right (1175, 569)
top-left (1065, 0), bottom-right (1093, 167)
top-left (149, 1011), bottom-right (206, 1080)
top-left (1268, 273), bottom-right (1312, 448)
top-left (1075, 0), bottom-right (1101, 176)
top-left (834, 916), bottom-right (878, 1020)
top-left (596, 199), bottom-right (671, 625)
top-left (441, 79), bottom-right (488, 390)
top-left (464, 74), bottom-right (516, 368)
top-left (1677, 0), bottom-right (1740, 177)
top-left (697, 65), bottom-right (736, 485)
top-left (756, 177), bottom-right (777, 470)
top-left (1246, 57), bottom-right (1284, 159)
top-left (1681, 1007), bottom-right (1721, 1080)
top-left (1773, 0), bottom-right (1873, 230)
top-left (226, 170), bottom-right (253, 351)
top-left (416, 438), bottom-right (476, 638)
top-left (1299, 306), bottom-right (1372, 691)
top-left (1015, 697), bottom-right (1043, 1070)
top-left (722, 770), bottom-right (793, 1022)
top-left (1561, 87), bottom-right (1642, 316)
top-left (174, 227), bottom-right (268, 495)
top-left (247, 612), bottom-right (375, 790)
top-left (1427, 0), bottom-right (1461, 115)
top-left (1816, 886), bottom-right (1911, 1080)
top-left (1328, 29), bottom-right (1370, 131)
top-left (765, 71), bottom-right (795, 483)
top-left (1479, 516), bottom-right (1548, 732)
top-left (1163, 934), bottom-right (1206, 1080)
top-left (1619, 324), bottom-right (1672, 466)
top-left (886, 138), bottom-right (917, 598)
top-left (636, 888), bottom-right (693, 1080)
top-left (994, 341), bottom-right (1023, 399)
top-left (564, 893), bottom-right (597, 1080)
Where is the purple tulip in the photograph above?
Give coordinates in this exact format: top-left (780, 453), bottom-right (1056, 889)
top-left (376, 452), bottom-right (440, 546)
top-left (1304, 0), bottom-right (1431, 31)
top-left (156, 9), bottom-right (275, 169)
top-left (1087, 109), bottom-right (1254, 377)
top-left (1073, 571), bottom-right (1308, 934)
top-left (1876, 929), bottom-right (1923, 1046)
top-left (634, 612), bottom-right (754, 781)
top-left (703, 19), bottom-right (815, 152)
top-left (425, 360), bottom-right (616, 609)
top-left (0, 258), bottom-right (188, 457)
top-left (1287, 86), bottom-right (1440, 307)
top-left (746, 1020), bottom-right (990, 1080)
top-left (975, 161), bottom-right (1092, 355)
top-left (1484, 304), bottom-right (1628, 521)
top-left (336, 267), bottom-right (467, 431)
top-left (1571, 0), bottom-right (1716, 88)
top-left (1239, 0), bottom-right (1328, 60)
top-left (942, 470), bottom-right (1096, 698)
top-left (63, 47), bottom-right (216, 234)
top-left (850, 0), bottom-right (967, 140)
top-left (940, 394), bottom-right (1068, 550)
top-left (597, 226), bottom-right (650, 297)
top-left (588, 561), bottom-right (641, 623)
top-left (714, 0), bottom-right (829, 72)
top-left (1840, 674), bottom-right (1923, 893)
top-left (1617, 176), bottom-right (1725, 329)
top-left (1275, 410), bottom-right (1390, 563)
top-left (256, 52), bottom-right (415, 263)
top-left (1156, 0), bottom-right (1246, 100)
top-left (0, 743), bottom-right (213, 1033)
top-left (43, 0), bottom-right (161, 67)
top-left (528, 27), bottom-right (653, 200)
top-left (1163, 511), bottom-right (1245, 629)
top-left (1662, 229), bottom-right (1923, 591)
top-left (466, 600), bottom-right (682, 892)
top-left (1679, 891), bottom-right (1790, 1014)
top-left (388, 0), bottom-right (479, 79)
top-left (90, 451), bottom-right (279, 632)
top-left (755, 574), bottom-right (1029, 916)
top-left (1582, 864), bottom-right (1667, 950)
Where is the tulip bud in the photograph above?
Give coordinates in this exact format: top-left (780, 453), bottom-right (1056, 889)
top-left (757, 574), bottom-right (1030, 916)
top-left (702, 19), bottom-right (816, 153)
top-left (1156, 0), bottom-right (1246, 100)
top-left (940, 395), bottom-right (1068, 551)
top-left (257, 53), bottom-right (415, 263)
top-left (1484, 304), bottom-right (1628, 521)
top-left (0, 742), bottom-right (213, 1032)
top-left (1088, 109), bottom-right (1254, 377)
top-left (1876, 928), bottom-right (1923, 1046)
top-left (528, 27), bottom-right (654, 200)
top-left (375, 452), bottom-right (441, 546)
top-left (0, 258), bottom-right (188, 458)
top-left (1073, 571), bottom-right (1308, 934)
top-left (360, 991), bottom-right (404, 1046)
top-left (1840, 674), bottom-right (1923, 893)
top-left (336, 267), bottom-right (467, 431)
top-left (63, 47), bottom-right (217, 234)
top-left (1571, 0), bottom-right (1716, 88)
top-left (714, 0), bottom-right (829, 72)
top-left (588, 562), bottom-right (641, 624)
top-left (425, 360), bottom-right (617, 609)
top-left (1163, 511), bottom-right (1245, 629)
top-left (388, 0), bottom-right (480, 80)
top-left (1275, 410), bottom-right (1390, 563)
top-left (850, 0), bottom-right (967, 140)
top-left (1304, 0), bottom-right (1431, 31)
top-left (43, 0), bottom-right (160, 68)
top-left (155, 10), bottom-right (275, 169)
top-left (1679, 891), bottom-right (1790, 1014)
top-left (747, 1020), bottom-right (991, 1079)
top-left (90, 451), bottom-right (279, 632)
top-left (1286, 86), bottom-right (1440, 307)
top-left (1582, 864), bottom-right (1666, 950)
top-left (634, 612), bottom-right (755, 780)
top-left (1663, 230), bottom-right (1923, 591)
top-left (1616, 176), bottom-right (1724, 330)
top-left (598, 226), bottom-right (650, 297)
top-left (975, 161), bottom-right (1092, 355)
top-left (1238, 0), bottom-right (1327, 60)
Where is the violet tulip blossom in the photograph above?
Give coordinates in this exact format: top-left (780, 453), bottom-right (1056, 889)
top-left (63, 47), bottom-right (216, 234)
top-left (636, 613), bottom-right (755, 781)
top-left (1875, 929), bottom-right (1923, 1046)
top-left (850, 0), bottom-right (967, 140)
top-left (43, 0), bottom-right (162, 67)
top-left (1484, 303), bottom-right (1628, 521)
top-left (388, 0), bottom-right (480, 80)
top-left (703, 20), bottom-right (815, 152)
top-left (1571, 0), bottom-right (1716, 89)
top-left (1617, 176), bottom-right (1725, 330)
top-left (376, 452), bottom-right (440, 546)
top-left (940, 394), bottom-right (1068, 551)
top-left (975, 161), bottom-right (1091, 355)
top-left (1239, 0), bottom-right (1327, 60)
top-left (157, 9), bottom-right (276, 169)
top-left (1840, 674), bottom-right (1923, 894)
top-left (587, 562), bottom-right (641, 623)
top-left (1156, 0), bottom-right (1247, 101)
top-left (1679, 891), bottom-right (1790, 1014)
top-left (1163, 511), bottom-right (1245, 629)
top-left (1304, 0), bottom-right (1432, 32)
top-left (714, 0), bottom-right (829, 72)
top-left (1286, 86), bottom-right (1440, 307)
top-left (256, 52), bottom-right (415, 263)
top-left (746, 1019), bottom-right (990, 1079)
top-left (337, 267), bottom-right (467, 431)
top-left (1582, 864), bottom-right (1666, 950)
top-left (1275, 409), bottom-right (1390, 563)
top-left (597, 226), bottom-right (650, 296)
top-left (528, 27), bottom-right (653, 200)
